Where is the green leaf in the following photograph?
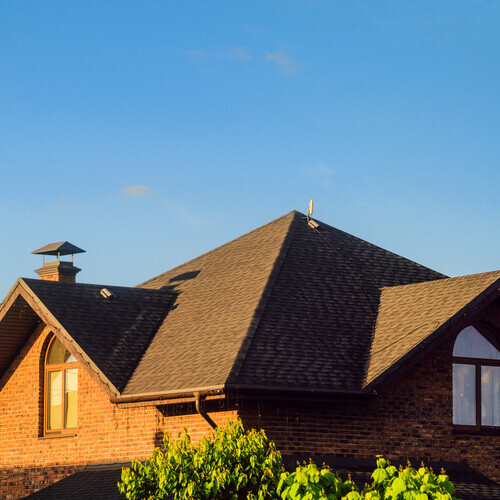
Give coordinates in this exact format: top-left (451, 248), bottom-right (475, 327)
top-left (372, 468), bottom-right (388, 484)
top-left (392, 477), bottom-right (407, 496)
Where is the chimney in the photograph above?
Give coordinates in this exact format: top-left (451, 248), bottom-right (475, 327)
top-left (32, 241), bottom-right (85, 283)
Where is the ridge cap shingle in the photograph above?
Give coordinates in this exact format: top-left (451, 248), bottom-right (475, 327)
top-left (379, 269), bottom-right (500, 292)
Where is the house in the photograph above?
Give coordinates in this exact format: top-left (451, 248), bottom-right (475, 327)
top-left (0, 210), bottom-right (499, 499)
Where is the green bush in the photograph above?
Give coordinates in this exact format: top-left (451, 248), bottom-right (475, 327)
top-left (277, 461), bottom-right (360, 499)
top-left (117, 419), bottom-right (284, 499)
top-left (277, 456), bottom-right (460, 500)
top-left (118, 419), bottom-right (460, 500)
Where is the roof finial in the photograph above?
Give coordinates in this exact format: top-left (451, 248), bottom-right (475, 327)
top-left (307, 199), bottom-right (313, 222)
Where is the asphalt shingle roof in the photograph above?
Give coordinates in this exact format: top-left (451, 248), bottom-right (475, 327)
top-left (20, 279), bottom-right (174, 392)
top-left (123, 211), bottom-right (296, 396)
top-left (231, 212), bottom-right (445, 392)
top-left (24, 466), bottom-right (125, 499)
top-left (125, 211), bottom-right (445, 395)
top-left (366, 270), bottom-right (500, 387)
top-left (4, 210), bottom-right (499, 398)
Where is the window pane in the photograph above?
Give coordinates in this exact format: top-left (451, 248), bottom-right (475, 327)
top-left (453, 364), bottom-right (476, 425)
top-left (453, 326), bottom-right (500, 359)
top-left (481, 366), bottom-right (500, 427)
top-left (47, 370), bottom-right (62, 430)
top-left (64, 368), bottom-right (78, 429)
top-left (47, 337), bottom-right (76, 365)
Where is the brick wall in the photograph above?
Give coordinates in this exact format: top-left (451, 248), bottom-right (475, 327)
top-left (0, 466), bottom-right (82, 500)
top-left (239, 335), bottom-right (500, 482)
top-left (1, 320), bottom-right (499, 498)
top-left (0, 326), bottom-right (237, 499)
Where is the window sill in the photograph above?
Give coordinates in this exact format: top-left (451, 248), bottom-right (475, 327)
top-left (453, 425), bottom-right (500, 435)
top-left (39, 433), bottom-right (78, 440)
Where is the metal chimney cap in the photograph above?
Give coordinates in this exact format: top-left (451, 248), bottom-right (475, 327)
top-left (31, 241), bottom-right (86, 256)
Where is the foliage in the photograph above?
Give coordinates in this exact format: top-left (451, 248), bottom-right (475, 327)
top-left (277, 461), bottom-right (360, 500)
top-left (363, 456), bottom-right (458, 500)
top-left (277, 456), bottom-right (460, 500)
top-left (117, 418), bottom-right (284, 499)
top-left (118, 418), bottom-right (460, 500)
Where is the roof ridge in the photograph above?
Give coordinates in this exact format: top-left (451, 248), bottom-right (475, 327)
top-left (225, 212), bottom-right (301, 386)
top-left (313, 218), bottom-right (447, 279)
top-left (21, 277), bottom-right (174, 295)
top-left (138, 210), bottom-right (299, 288)
top-left (379, 269), bottom-right (500, 292)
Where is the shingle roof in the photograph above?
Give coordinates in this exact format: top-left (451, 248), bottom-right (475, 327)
top-left (230, 213), bottom-right (445, 392)
top-left (19, 279), bottom-right (174, 392)
top-left (124, 211), bottom-right (445, 396)
top-left (123, 211), bottom-right (297, 396)
top-left (366, 270), bottom-right (500, 388)
top-left (4, 210), bottom-right (498, 399)
top-left (24, 465), bottom-right (125, 499)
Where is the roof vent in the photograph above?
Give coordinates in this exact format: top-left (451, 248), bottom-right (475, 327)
top-left (100, 288), bottom-right (116, 299)
top-left (32, 241), bottom-right (85, 283)
top-left (308, 218), bottom-right (320, 230)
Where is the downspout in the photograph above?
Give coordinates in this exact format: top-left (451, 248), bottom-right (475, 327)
top-left (194, 392), bottom-right (217, 429)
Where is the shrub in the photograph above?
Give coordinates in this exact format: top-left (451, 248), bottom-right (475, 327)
top-left (117, 419), bottom-right (283, 499)
top-left (277, 456), bottom-right (460, 500)
top-left (277, 461), bottom-right (360, 499)
top-left (118, 419), bottom-right (460, 500)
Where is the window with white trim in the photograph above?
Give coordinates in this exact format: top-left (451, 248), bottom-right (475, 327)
top-left (452, 325), bottom-right (500, 428)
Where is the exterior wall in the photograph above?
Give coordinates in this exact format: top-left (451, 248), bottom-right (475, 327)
top-left (239, 335), bottom-right (500, 483)
top-left (0, 327), bottom-right (237, 499)
top-left (1, 319), bottom-right (500, 498)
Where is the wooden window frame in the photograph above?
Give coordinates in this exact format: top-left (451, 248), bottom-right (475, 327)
top-left (452, 325), bottom-right (500, 432)
top-left (44, 336), bottom-right (79, 436)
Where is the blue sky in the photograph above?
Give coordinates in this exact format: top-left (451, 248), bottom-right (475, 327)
top-left (1, 1), bottom-right (499, 297)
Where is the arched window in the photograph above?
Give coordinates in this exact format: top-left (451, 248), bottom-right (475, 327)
top-left (44, 336), bottom-right (78, 434)
top-left (453, 325), bottom-right (500, 428)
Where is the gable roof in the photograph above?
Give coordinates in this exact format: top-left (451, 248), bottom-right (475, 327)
top-left (366, 270), bottom-right (500, 388)
top-left (0, 279), bottom-right (173, 394)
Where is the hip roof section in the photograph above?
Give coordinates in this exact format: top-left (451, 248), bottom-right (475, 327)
top-left (231, 213), bottom-right (446, 392)
top-left (125, 211), bottom-right (445, 396)
top-left (124, 211), bottom-right (297, 396)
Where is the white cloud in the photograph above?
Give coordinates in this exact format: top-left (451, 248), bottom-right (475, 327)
top-left (265, 48), bottom-right (298, 74)
top-left (121, 185), bottom-right (152, 197)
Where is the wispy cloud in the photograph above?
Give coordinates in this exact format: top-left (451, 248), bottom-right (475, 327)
top-left (265, 48), bottom-right (298, 74)
top-left (52, 203), bottom-right (67, 213)
top-left (121, 185), bottom-right (152, 197)
top-left (219, 46), bottom-right (253, 61)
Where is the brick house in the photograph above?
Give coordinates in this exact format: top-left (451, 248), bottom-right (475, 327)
top-left (0, 210), bottom-right (499, 499)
